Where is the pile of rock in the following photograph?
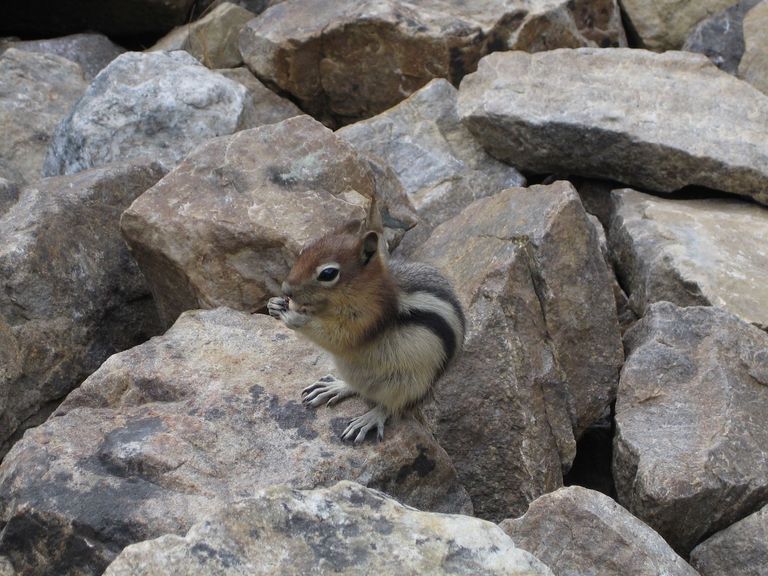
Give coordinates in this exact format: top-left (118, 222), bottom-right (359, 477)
top-left (1, 1), bottom-right (767, 574)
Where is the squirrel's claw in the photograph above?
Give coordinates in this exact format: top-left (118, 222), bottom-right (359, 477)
top-left (302, 376), bottom-right (355, 408)
top-left (341, 406), bottom-right (388, 443)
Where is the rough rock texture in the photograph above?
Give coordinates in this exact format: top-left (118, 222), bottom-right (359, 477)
top-left (0, 309), bottom-right (471, 576)
top-left (0, 162), bottom-right (165, 459)
top-left (412, 181), bottom-right (623, 521)
top-left (683, 0), bottom-right (761, 74)
top-left (0, 0), bottom-right (197, 38)
top-left (0, 178), bottom-right (18, 216)
top-left (104, 481), bottom-right (549, 576)
top-left (338, 79), bottom-right (525, 253)
top-left (614, 302), bottom-right (768, 554)
top-left (0, 32), bottom-right (125, 81)
top-left (459, 48), bottom-right (768, 206)
top-left (739, 0), bottom-right (768, 95)
top-left (121, 115), bottom-right (417, 328)
top-left (691, 503), bottom-right (768, 576)
top-left (609, 188), bottom-right (768, 330)
top-left (0, 48), bottom-right (87, 185)
top-left (620, 0), bottom-right (736, 50)
top-left (216, 66), bottom-right (303, 125)
top-left (239, 0), bottom-right (626, 125)
top-left (43, 51), bottom-right (255, 177)
top-left (500, 486), bottom-right (698, 576)
top-left (149, 2), bottom-right (255, 69)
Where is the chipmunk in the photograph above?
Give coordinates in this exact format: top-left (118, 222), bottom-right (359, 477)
top-left (267, 198), bottom-right (465, 442)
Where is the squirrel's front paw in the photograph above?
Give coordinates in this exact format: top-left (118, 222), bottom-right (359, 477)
top-left (268, 296), bottom-right (310, 329)
top-left (268, 296), bottom-right (288, 319)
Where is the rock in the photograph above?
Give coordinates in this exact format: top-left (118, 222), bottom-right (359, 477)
top-left (42, 51), bottom-right (256, 177)
top-left (621, 0), bottom-right (736, 50)
top-left (216, 66), bottom-right (303, 126)
top-left (682, 0), bottom-right (761, 74)
top-left (0, 162), bottom-right (165, 459)
top-left (609, 188), bottom-right (768, 330)
top-left (337, 79), bottom-right (525, 254)
top-left (690, 503), bottom-right (768, 576)
top-left (500, 486), bottom-right (698, 576)
top-left (121, 115), bottom-right (416, 328)
top-left (458, 48), bottom-right (768, 206)
top-left (0, 178), bottom-right (18, 216)
top-left (614, 302), bottom-right (768, 554)
top-left (149, 2), bottom-right (255, 69)
top-left (0, 308), bottom-right (471, 576)
top-left (0, 48), bottom-right (87, 185)
top-left (411, 181), bottom-right (623, 521)
top-left (239, 0), bottom-right (626, 125)
top-left (739, 0), bottom-right (768, 95)
top-left (1, 32), bottom-right (125, 81)
top-left (103, 481), bottom-right (551, 576)
top-left (0, 0), bottom-right (197, 39)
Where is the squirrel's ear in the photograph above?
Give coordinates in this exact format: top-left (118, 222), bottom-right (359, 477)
top-left (361, 231), bottom-right (379, 264)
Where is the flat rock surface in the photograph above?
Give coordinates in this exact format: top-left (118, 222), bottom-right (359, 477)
top-left (0, 309), bottom-right (470, 576)
top-left (412, 181), bottom-right (623, 521)
top-left (0, 48), bottom-right (87, 185)
top-left (614, 302), bottom-right (768, 554)
top-left (609, 188), bottom-right (768, 329)
top-left (240, 0), bottom-right (625, 125)
top-left (103, 481), bottom-right (549, 575)
top-left (0, 162), bottom-right (165, 459)
top-left (43, 50), bottom-right (255, 177)
top-left (121, 115), bottom-right (416, 328)
top-left (338, 79), bottom-right (525, 253)
top-left (500, 486), bottom-right (698, 576)
top-left (739, 0), bottom-right (768, 95)
top-left (458, 48), bottom-right (768, 206)
top-left (691, 503), bottom-right (768, 576)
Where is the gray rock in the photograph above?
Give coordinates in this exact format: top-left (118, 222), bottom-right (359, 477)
top-left (412, 181), bottom-right (623, 521)
top-left (0, 48), bottom-right (87, 185)
top-left (0, 309), bottom-right (471, 576)
top-left (104, 481), bottom-right (551, 576)
top-left (0, 178), bottom-right (18, 216)
top-left (458, 48), bottom-right (768, 206)
top-left (500, 486), bottom-right (698, 576)
top-left (683, 0), bottom-right (761, 74)
top-left (43, 51), bottom-right (255, 177)
top-left (691, 503), bottom-right (768, 576)
top-left (1, 32), bottom-right (125, 81)
top-left (215, 66), bottom-right (303, 126)
top-left (0, 162), bottom-right (165, 459)
top-left (609, 188), bottom-right (768, 330)
top-left (121, 115), bottom-right (416, 328)
top-left (338, 79), bottom-right (525, 254)
top-left (739, 0), bottom-right (768, 95)
top-left (240, 0), bottom-right (626, 125)
top-left (149, 2), bottom-right (256, 69)
top-left (614, 302), bottom-right (768, 554)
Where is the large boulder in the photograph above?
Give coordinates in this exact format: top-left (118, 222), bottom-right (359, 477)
top-left (411, 181), bottom-right (623, 521)
top-left (614, 302), bottom-right (768, 554)
top-left (239, 0), bottom-right (626, 125)
top-left (215, 66), bottom-right (303, 126)
top-left (0, 308), bottom-right (471, 576)
top-left (690, 503), bottom-right (768, 576)
top-left (500, 486), bottom-right (698, 576)
top-left (149, 2), bottom-right (255, 69)
top-left (458, 48), bottom-right (768, 206)
top-left (103, 481), bottom-right (549, 576)
top-left (337, 78), bottom-right (525, 253)
top-left (620, 0), bottom-right (736, 50)
top-left (0, 162), bottom-right (165, 458)
top-left (121, 115), bottom-right (417, 328)
top-left (43, 51), bottom-right (256, 177)
top-left (739, 0), bottom-right (768, 95)
top-left (0, 48), bottom-right (87, 185)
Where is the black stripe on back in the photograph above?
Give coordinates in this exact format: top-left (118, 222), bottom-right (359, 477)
top-left (397, 308), bottom-right (457, 376)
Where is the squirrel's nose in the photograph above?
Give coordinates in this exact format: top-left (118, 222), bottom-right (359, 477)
top-left (282, 282), bottom-right (293, 297)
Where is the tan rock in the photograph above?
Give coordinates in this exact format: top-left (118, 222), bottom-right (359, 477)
top-left (216, 66), bottom-right (302, 126)
top-left (739, 0), bottom-right (768, 95)
top-left (239, 0), bottom-right (626, 125)
top-left (621, 0), bottom-right (735, 50)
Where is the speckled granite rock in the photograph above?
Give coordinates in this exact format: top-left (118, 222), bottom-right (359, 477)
top-left (739, 0), bottom-right (768, 95)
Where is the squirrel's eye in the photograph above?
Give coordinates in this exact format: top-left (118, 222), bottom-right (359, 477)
top-left (317, 267), bottom-right (339, 282)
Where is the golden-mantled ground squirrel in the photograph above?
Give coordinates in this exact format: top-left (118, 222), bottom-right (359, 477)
top-left (268, 200), bottom-right (465, 442)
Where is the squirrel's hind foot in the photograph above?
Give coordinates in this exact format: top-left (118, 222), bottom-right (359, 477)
top-left (341, 406), bottom-right (388, 443)
top-left (302, 375), bottom-right (355, 408)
